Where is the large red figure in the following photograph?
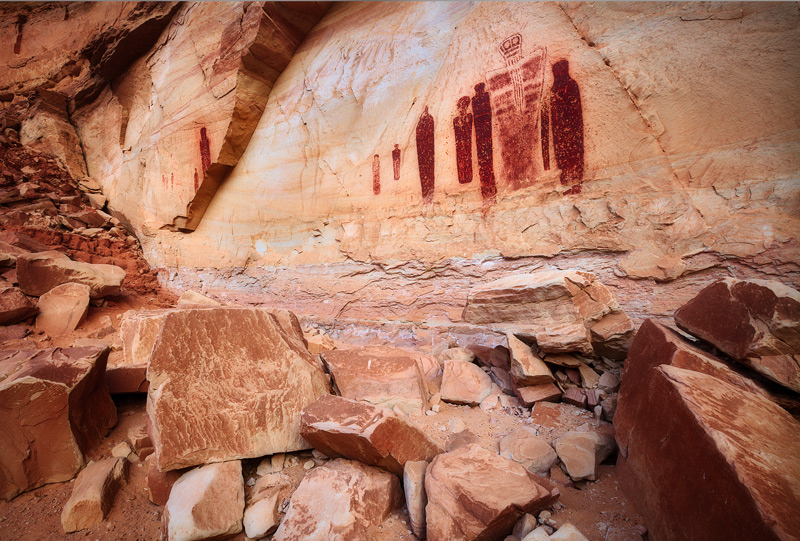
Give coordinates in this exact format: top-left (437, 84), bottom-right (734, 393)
top-left (550, 59), bottom-right (584, 189)
top-left (453, 96), bottom-right (473, 184)
top-left (392, 144), bottom-right (401, 181)
top-left (472, 83), bottom-right (497, 201)
top-left (416, 106), bottom-right (435, 202)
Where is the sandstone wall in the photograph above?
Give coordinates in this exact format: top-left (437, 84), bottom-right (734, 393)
top-left (4, 2), bottom-right (799, 343)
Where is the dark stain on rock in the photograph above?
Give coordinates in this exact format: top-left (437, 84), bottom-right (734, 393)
top-left (416, 106), bottom-right (435, 202)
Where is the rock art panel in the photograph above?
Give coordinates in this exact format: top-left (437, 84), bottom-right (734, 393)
top-left (486, 34), bottom-right (547, 191)
top-left (548, 59), bottom-right (584, 193)
top-left (372, 154), bottom-right (380, 195)
top-left (392, 143), bottom-right (401, 180)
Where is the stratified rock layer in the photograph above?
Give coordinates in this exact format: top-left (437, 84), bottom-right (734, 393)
top-left (300, 394), bottom-right (442, 476)
top-left (0, 346), bottom-right (117, 500)
top-left (146, 307), bottom-right (329, 471)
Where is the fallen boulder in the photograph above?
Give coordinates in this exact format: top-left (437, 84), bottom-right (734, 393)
top-left (35, 282), bottom-right (90, 336)
top-left (0, 346), bottom-right (117, 500)
top-left (462, 270), bottom-right (634, 357)
top-left (16, 251), bottom-right (125, 298)
top-left (243, 473), bottom-right (290, 539)
top-left (554, 429), bottom-right (616, 482)
top-left (147, 307), bottom-right (329, 471)
top-left (0, 287), bottom-right (37, 325)
top-left (499, 428), bottom-right (558, 475)
top-left (425, 443), bottom-right (559, 541)
top-left (320, 346), bottom-right (430, 415)
top-left (61, 458), bottom-right (128, 533)
top-left (300, 394), bottom-right (442, 476)
top-left (440, 359), bottom-right (493, 406)
top-left (163, 460), bottom-right (244, 541)
top-left (273, 458), bottom-right (403, 541)
top-left (507, 333), bottom-right (554, 386)
top-left (674, 278), bottom-right (800, 392)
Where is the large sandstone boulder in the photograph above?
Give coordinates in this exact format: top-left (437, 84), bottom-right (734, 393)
top-left (320, 346), bottom-right (430, 415)
top-left (61, 457), bottom-right (128, 533)
top-left (273, 458), bottom-right (403, 541)
top-left (35, 282), bottom-right (90, 336)
top-left (440, 359), bottom-right (493, 406)
top-left (0, 346), bottom-right (117, 499)
top-left (674, 278), bottom-right (800, 392)
top-left (615, 321), bottom-right (800, 541)
top-left (163, 460), bottom-right (244, 541)
top-left (16, 251), bottom-right (125, 298)
top-left (554, 429), bottom-right (616, 482)
top-left (0, 287), bottom-right (37, 325)
top-left (463, 270), bottom-right (633, 357)
top-left (425, 444), bottom-right (560, 541)
top-left (147, 307), bottom-right (330, 471)
top-left (300, 394), bottom-right (442, 476)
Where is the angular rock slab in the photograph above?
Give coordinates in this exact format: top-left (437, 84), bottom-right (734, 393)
top-left (321, 346), bottom-right (430, 415)
top-left (0, 346), bottom-right (117, 500)
top-left (554, 430), bottom-right (616, 482)
top-left (0, 287), bottom-right (37, 325)
top-left (440, 359), bottom-right (493, 406)
top-left (273, 458), bottom-right (403, 541)
top-left (300, 394), bottom-right (442, 476)
top-left (617, 364), bottom-right (800, 541)
top-left (675, 278), bottom-right (800, 392)
top-left (404, 460), bottom-right (429, 540)
top-left (507, 332), bottom-right (554, 386)
top-left (499, 427), bottom-right (558, 475)
top-left (61, 457), bottom-right (128, 533)
top-left (425, 444), bottom-right (559, 541)
top-left (35, 282), bottom-right (90, 336)
top-left (463, 270), bottom-right (633, 357)
top-left (146, 307), bottom-right (329, 471)
top-left (163, 460), bottom-right (244, 541)
top-left (16, 251), bottom-right (125, 298)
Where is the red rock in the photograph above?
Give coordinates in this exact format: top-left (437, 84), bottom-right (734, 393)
top-left (514, 383), bottom-right (562, 407)
top-left (404, 460), bottom-right (429, 539)
top-left (0, 346), bottom-right (117, 500)
top-left (243, 474), bottom-right (290, 539)
top-left (0, 325), bottom-right (30, 342)
top-left (16, 251), bottom-right (125, 298)
top-left (589, 311), bottom-right (635, 360)
top-left (440, 359), bottom-right (493, 406)
top-left (105, 362), bottom-right (148, 394)
top-left (489, 366), bottom-right (515, 395)
top-left (507, 332), bottom-right (554, 386)
top-left (163, 460), bottom-right (244, 541)
top-left (35, 282), bottom-right (90, 336)
top-left (144, 455), bottom-right (181, 506)
top-left (300, 394), bottom-right (442, 476)
top-left (554, 429), bottom-right (616, 481)
top-left (466, 344), bottom-right (493, 365)
top-left (616, 365), bottom-right (800, 541)
top-left (425, 444), bottom-right (559, 541)
top-left (674, 278), bottom-right (800, 392)
top-left (562, 387), bottom-right (587, 409)
top-left (273, 459), bottom-right (403, 541)
top-left (320, 346), bottom-right (430, 415)
top-left (61, 457), bottom-right (129, 533)
top-left (147, 307), bottom-right (330, 471)
top-left (499, 428), bottom-right (558, 475)
top-left (489, 345), bottom-right (511, 370)
top-left (0, 287), bottom-right (37, 325)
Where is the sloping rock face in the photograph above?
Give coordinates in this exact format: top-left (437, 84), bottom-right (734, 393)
top-left (300, 394), bottom-right (442, 476)
top-left (674, 278), bottom-right (800, 392)
top-left (0, 346), bottom-right (117, 500)
top-left (16, 251), bottom-right (125, 298)
top-left (146, 307), bottom-right (330, 471)
top-left (616, 320), bottom-right (800, 541)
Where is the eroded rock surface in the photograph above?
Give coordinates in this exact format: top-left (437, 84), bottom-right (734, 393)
top-left (35, 282), bottom-right (90, 336)
top-left (61, 457), bottom-right (128, 533)
top-left (16, 251), bottom-right (125, 298)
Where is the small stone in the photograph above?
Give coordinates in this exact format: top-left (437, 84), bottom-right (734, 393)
top-left (450, 418), bottom-right (466, 433)
top-left (111, 442), bottom-right (132, 459)
top-left (550, 522), bottom-right (590, 541)
top-left (61, 458), bottom-right (128, 533)
top-left (303, 460), bottom-right (315, 470)
top-left (598, 371), bottom-right (620, 392)
top-left (0, 287), bottom-right (37, 325)
top-left (563, 387), bottom-right (587, 409)
top-left (578, 364), bottom-right (600, 389)
top-left (440, 359), bottom-right (493, 405)
top-left (499, 427), bottom-right (558, 475)
top-left (271, 453), bottom-right (286, 473)
top-left (512, 513), bottom-right (538, 538)
top-left (403, 460), bottom-right (428, 539)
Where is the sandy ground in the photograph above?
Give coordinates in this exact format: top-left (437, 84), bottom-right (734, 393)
top-left (0, 291), bottom-right (646, 541)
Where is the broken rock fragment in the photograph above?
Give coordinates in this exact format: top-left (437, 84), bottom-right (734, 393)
top-left (0, 287), bottom-right (37, 325)
top-left (0, 346), bottom-right (117, 500)
top-left (321, 346), bottom-right (430, 415)
top-left (61, 457), bottom-right (129, 533)
top-left (440, 359), bottom-right (493, 405)
top-left (243, 474), bottom-right (291, 539)
top-left (35, 282), bottom-right (90, 336)
top-left (507, 332), bottom-right (554, 386)
top-left (674, 278), bottom-right (800, 392)
top-left (404, 460), bottom-right (428, 539)
top-left (499, 427), bottom-right (558, 475)
top-left (163, 460), bottom-right (244, 541)
top-left (425, 443), bottom-right (559, 541)
top-left (16, 250), bottom-right (125, 298)
top-left (273, 459), bottom-right (403, 541)
top-left (554, 429), bottom-right (616, 481)
top-left (147, 307), bottom-right (329, 471)
top-left (300, 394), bottom-right (442, 476)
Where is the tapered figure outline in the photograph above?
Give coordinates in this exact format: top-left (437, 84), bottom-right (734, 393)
top-left (453, 96), bottom-right (473, 185)
top-left (416, 106), bottom-right (435, 202)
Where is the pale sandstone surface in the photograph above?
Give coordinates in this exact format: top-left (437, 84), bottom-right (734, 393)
top-left (499, 427), bottom-right (559, 475)
top-left (403, 460), bottom-right (428, 540)
top-left (16, 251), bottom-right (125, 298)
top-left (440, 359), bottom-right (493, 406)
top-left (243, 473), bottom-right (291, 539)
top-left (425, 443), bottom-right (560, 541)
top-left (146, 307), bottom-right (330, 471)
top-left (61, 457), bottom-right (128, 533)
top-left (299, 394), bottom-right (442, 476)
top-left (273, 458), bottom-right (403, 541)
top-left (163, 460), bottom-right (244, 541)
top-left (0, 346), bottom-right (117, 500)
top-left (35, 282), bottom-right (90, 336)
top-left (320, 346), bottom-right (430, 415)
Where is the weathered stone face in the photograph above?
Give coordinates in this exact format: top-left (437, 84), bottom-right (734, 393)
top-left (146, 307), bottom-right (330, 471)
top-left (16, 251), bottom-right (125, 298)
top-left (300, 394), bottom-right (442, 476)
top-left (440, 359), bottom-right (493, 406)
top-left (674, 278), bottom-right (800, 392)
top-left (424, 443), bottom-right (559, 541)
top-left (320, 346), bottom-right (430, 415)
top-left (273, 458), bottom-right (403, 541)
top-left (0, 287), bottom-right (37, 325)
top-left (0, 346), bottom-right (117, 500)
top-left (35, 282), bottom-right (90, 336)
